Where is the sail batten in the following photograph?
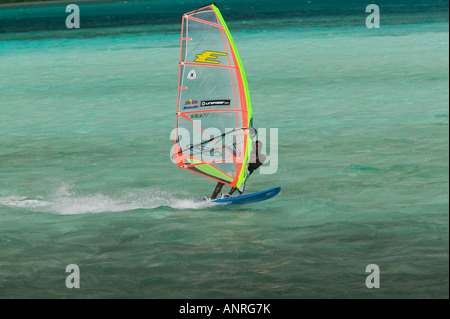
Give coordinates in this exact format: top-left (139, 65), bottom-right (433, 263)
top-left (173, 4), bottom-right (253, 189)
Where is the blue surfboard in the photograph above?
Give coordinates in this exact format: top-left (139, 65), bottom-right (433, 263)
top-left (211, 186), bottom-right (281, 205)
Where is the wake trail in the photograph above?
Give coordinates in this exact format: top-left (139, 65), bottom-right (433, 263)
top-left (0, 184), bottom-right (211, 215)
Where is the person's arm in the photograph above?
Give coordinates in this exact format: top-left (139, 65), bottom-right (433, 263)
top-left (258, 153), bottom-right (267, 164)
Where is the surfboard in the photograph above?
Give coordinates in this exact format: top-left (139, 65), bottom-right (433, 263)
top-left (211, 186), bottom-right (281, 205)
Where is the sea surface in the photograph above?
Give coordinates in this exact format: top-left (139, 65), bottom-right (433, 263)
top-left (0, 0), bottom-right (448, 298)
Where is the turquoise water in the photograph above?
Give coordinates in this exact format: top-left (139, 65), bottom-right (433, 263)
top-left (0, 1), bottom-right (448, 298)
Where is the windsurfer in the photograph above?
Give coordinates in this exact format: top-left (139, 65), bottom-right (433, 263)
top-left (206, 141), bottom-right (266, 200)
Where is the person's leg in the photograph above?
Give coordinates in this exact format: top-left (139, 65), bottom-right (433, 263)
top-left (211, 182), bottom-right (224, 199)
top-left (228, 187), bottom-right (237, 196)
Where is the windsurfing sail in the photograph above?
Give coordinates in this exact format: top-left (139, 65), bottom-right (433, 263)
top-left (172, 4), bottom-right (254, 191)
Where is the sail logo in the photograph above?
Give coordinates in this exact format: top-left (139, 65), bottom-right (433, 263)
top-left (190, 113), bottom-right (209, 119)
top-left (201, 100), bottom-right (230, 107)
top-left (185, 99), bottom-right (198, 105)
top-left (187, 69), bottom-right (196, 80)
top-left (195, 51), bottom-right (227, 64)
top-left (183, 99), bottom-right (199, 110)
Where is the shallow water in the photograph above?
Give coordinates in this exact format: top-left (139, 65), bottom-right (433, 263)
top-left (0, 0), bottom-right (448, 298)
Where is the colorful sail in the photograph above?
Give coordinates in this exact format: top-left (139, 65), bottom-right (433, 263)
top-left (172, 4), bottom-right (254, 190)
